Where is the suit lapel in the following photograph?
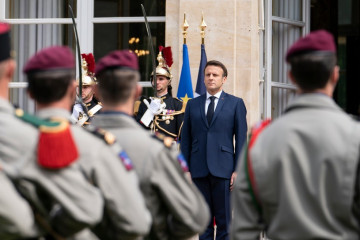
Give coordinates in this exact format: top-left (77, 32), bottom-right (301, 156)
top-left (199, 94), bottom-right (209, 127)
top-left (210, 91), bottom-right (226, 126)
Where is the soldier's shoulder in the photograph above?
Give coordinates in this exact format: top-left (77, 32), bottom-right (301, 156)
top-left (171, 97), bottom-right (184, 111)
top-left (171, 97), bottom-right (183, 105)
top-left (172, 97), bottom-right (182, 102)
top-left (84, 125), bottom-right (117, 146)
top-left (151, 132), bottom-right (174, 149)
top-left (14, 108), bottom-right (53, 132)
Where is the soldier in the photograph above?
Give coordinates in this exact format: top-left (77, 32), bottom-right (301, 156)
top-left (71, 53), bottom-right (102, 126)
top-left (0, 22), bottom-right (104, 239)
top-left (231, 30), bottom-right (360, 240)
top-left (92, 49), bottom-right (210, 239)
top-left (23, 46), bottom-right (151, 239)
top-left (136, 46), bottom-right (184, 141)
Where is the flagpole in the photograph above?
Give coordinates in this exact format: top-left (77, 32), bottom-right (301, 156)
top-left (182, 13), bottom-right (189, 44)
top-left (195, 12), bottom-right (208, 97)
top-left (177, 13), bottom-right (193, 101)
top-left (200, 11), bottom-right (207, 45)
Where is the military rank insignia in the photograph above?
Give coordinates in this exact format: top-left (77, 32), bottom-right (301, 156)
top-left (177, 154), bottom-right (189, 172)
top-left (118, 151), bottom-right (134, 171)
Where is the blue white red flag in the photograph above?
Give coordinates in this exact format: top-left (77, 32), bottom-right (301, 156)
top-left (195, 44), bottom-right (207, 97)
top-left (177, 44), bottom-right (193, 103)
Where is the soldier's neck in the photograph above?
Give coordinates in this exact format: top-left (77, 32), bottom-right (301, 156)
top-left (0, 79), bottom-right (9, 100)
top-left (157, 91), bottom-right (168, 98)
top-left (36, 100), bottom-right (72, 112)
top-left (101, 102), bottom-right (134, 116)
top-left (83, 96), bottom-right (93, 104)
top-left (36, 96), bottom-right (72, 112)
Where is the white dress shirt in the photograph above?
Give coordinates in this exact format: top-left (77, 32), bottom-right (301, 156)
top-left (205, 91), bottom-right (222, 115)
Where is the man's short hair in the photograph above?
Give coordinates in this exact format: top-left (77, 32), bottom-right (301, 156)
top-left (27, 70), bottom-right (75, 104)
top-left (96, 68), bottom-right (140, 105)
top-left (205, 60), bottom-right (228, 77)
top-left (288, 52), bottom-right (337, 91)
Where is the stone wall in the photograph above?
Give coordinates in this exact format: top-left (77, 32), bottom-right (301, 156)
top-left (166, 0), bottom-right (261, 128)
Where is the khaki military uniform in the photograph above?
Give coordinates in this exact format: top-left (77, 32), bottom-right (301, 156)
top-left (37, 108), bottom-right (151, 240)
top-left (0, 169), bottom-right (39, 239)
top-left (92, 112), bottom-right (210, 240)
top-left (136, 93), bottom-right (185, 140)
top-left (231, 94), bottom-right (360, 240)
top-left (0, 98), bottom-right (104, 239)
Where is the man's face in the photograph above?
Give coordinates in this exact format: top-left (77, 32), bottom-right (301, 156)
top-left (204, 65), bottom-right (226, 95)
top-left (154, 75), bottom-right (169, 96)
top-left (78, 84), bottom-right (94, 103)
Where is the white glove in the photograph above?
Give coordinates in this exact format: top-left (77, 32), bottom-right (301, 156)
top-left (146, 97), bottom-right (166, 115)
top-left (70, 103), bottom-right (89, 126)
top-left (140, 98), bottom-right (166, 127)
top-left (70, 103), bottom-right (83, 123)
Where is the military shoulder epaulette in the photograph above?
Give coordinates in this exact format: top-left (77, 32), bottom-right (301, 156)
top-left (85, 125), bottom-right (116, 145)
top-left (85, 125), bottom-right (134, 171)
top-left (15, 108), bottom-right (60, 128)
top-left (14, 108), bottom-right (79, 169)
top-left (151, 131), bottom-right (173, 148)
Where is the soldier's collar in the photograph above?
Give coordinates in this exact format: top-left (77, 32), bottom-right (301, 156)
top-left (100, 110), bottom-right (132, 118)
top-left (158, 93), bottom-right (170, 100)
top-left (36, 107), bottom-right (71, 120)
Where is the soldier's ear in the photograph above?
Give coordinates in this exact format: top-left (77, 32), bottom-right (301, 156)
top-left (330, 65), bottom-right (340, 87)
top-left (288, 70), bottom-right (296, 85)
top-left (4, 59), bottom-right (15, 82)
top-left (27, 89), bottom-right (35, 100)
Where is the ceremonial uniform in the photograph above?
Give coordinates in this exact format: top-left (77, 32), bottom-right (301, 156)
top-left (93, 112), bottom-right (210, 240)
top-left (136, 93), bottom-right (184, 139)
top-left (136, 46), bottom-right (185, 140)
top-left (36, 108), bottom-right (151, 240)
top-left (231, 94), bottom-right (360, 240)
top-left (72, 97), bottom-right (102, 126)
top-left (0, 98), bottom-right (104, 239)
top-left (93, 50), bottom-right (209, 239)
top-left (23, 46), bottom-right (151, 239)
top-left (231, 30), bottom-right (360, 240)
top-left (71, 53), bottom-right (102, 126)
top-left (0, 24), bottom-right (104, 239)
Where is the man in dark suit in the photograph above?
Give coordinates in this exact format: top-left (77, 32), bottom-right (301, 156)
top-left (181, 60), bottom-right (247, 240)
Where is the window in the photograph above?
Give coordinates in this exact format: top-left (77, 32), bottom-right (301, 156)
top-left (0, 0), bottom-right (165, 113)
top-left (263, 0), bottom-right (310, 119)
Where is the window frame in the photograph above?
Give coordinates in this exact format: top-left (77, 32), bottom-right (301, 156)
top-left (263, 0), bottom-right (310, 119)
top-left (0, 0), bottom-right (165, 92)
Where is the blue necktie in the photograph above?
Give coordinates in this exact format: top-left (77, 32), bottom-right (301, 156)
top-left (207, 96), bottom-right (215, 124)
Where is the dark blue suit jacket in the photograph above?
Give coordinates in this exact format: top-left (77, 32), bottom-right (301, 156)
top-left (181, 91), bottom-right (247, 179)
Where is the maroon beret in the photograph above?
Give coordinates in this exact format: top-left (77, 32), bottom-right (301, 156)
top-left (286, 30), bottom-right (336, 62)
top-left (23, 46), bottom-right (75, 73)
top-left (0, 23), bottom-right (11, 62)
top-left (95, 50), bottom-right (139, 76)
